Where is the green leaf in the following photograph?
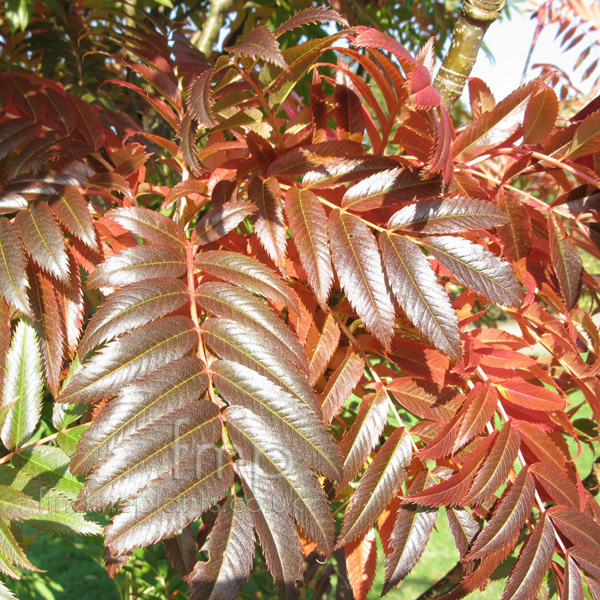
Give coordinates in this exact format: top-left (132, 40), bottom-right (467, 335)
top-left (1, 319), bottom-right (43, 451)
top-left (0, 518), bottom-right (38, 573)
top-left (11, 446), bottom-right (83, 499)
top-left (57, 424), bottom-right (89, 457)
top-left (24, 510), bottom-right (102, 536)
top-left (0, 485), bottom-right (43, 521)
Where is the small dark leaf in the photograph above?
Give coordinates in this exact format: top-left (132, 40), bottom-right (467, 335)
top-left (188, 68), bottom-right (215, 127)
top-left (164, 528), bottom-right (197, 579)
top-left (319, 349), bottom-right (364, 425)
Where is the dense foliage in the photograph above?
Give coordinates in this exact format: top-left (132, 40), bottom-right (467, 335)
top-left (0, 3), bottom-right (600, 600)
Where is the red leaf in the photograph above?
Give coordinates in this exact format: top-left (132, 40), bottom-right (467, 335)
top-left (548, 506), bottom-right (600, 554)
top-left (285, 188), bottom-right (333, 308)
top-left (523, 88), bottom-right (558, 144)
top-left (342, 168), bottom-right (442, 212)
top-left (335, 67), bottom-right (364, 144)
top-left (275, 7), bottom-right (349, 36)
top-left (497, 380), bottom-right (566, 412)
top-left (318, 348), bottom-right (365, 424)
top-left (452, 79), bottom-right (540, 161)
top-left (464, 421), bottom-right (520, 504)
top-left (466, 467), bottom-right (535, 561)
top-left (329, 209), bottom-right (395, 348)
top-left (305, 313), bottom-right (338, 383)
top-left (382, 470), bottom-right (438, 593)
top-left (549, 212), bottom-right (582, 311)
top-left (194, 201), bottom-right (256, 246)
top-left (345, 529), bottom-right (377, 600)
top-left (500, 513), bottom-right (555, 600)
top-left (226, 26), bottom-right (287, 68)
top-left (454, 382), bottom-right (498, 451)
top-left (496, 189), bottom-right (532, 262)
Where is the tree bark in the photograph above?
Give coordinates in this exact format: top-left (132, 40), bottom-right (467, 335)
top-left (434, 0), bottom-right (506, 109)
top-left (195, 0), bottom-right (234, 57)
